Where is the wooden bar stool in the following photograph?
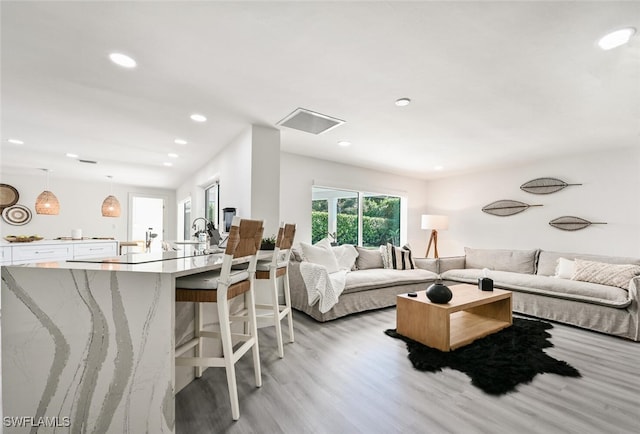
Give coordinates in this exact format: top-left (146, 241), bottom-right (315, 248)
top-left (175, 217), bottom-right (264, 421)
top-left (255, 222), bottom-right (296, 358)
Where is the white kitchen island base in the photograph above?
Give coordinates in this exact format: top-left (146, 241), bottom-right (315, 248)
top-left (0, 250), bottom-right (255, 433)
top-left (2, 266), bottom-right (175, 433)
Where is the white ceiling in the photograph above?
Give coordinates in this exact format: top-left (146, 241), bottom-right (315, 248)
top-left (1, 1), bottom-right (639, 189)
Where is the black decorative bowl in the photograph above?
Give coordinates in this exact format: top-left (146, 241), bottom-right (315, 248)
top-left (426, 281), bottom-right (452, 304)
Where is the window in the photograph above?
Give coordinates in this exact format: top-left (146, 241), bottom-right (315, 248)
top-left (362, 193), bottom-right (400, 247)
top-left (205, 182), bottom-right (219, 230)
top-left (182, 199), bottom-right (191, 240)
top-left (311, 186), bottom-right (401, 246)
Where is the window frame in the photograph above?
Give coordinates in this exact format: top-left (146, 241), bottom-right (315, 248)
top-left (204, 182), bottom-right (220, 230)
top-left (311, 185), bottom-right (403, 246)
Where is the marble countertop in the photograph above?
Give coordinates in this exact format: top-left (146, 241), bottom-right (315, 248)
top-left (4, 250), bottom-right (273, 277)
top-left (0, 238), bottom-right (117, 246)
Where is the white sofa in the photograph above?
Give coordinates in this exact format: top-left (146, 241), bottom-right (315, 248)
top-left (290, 245), bottom-right (640, 341)
top-left (440, 248), bottom-right (640, 341)
top-left (289, 245), bottom-right (438, 321)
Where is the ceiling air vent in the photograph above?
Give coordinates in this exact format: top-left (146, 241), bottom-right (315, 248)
top-left (78, 159), bottom-right (98, 164)
top-left (276, 108), bottom-right (345, 135)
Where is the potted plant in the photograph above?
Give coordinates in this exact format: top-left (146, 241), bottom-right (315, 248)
top-left (260, 235), bottom-right (277, 250)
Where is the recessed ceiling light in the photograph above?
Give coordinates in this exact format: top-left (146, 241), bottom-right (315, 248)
top-left (168, 153), bottom-right (179, 158)
top-left (109, 52), bottom-right (137, 68)
top-left (598, 27), bottom-right (636, 50)
top-left (8, 138), bottom-right (24, 145)
top-left (338, 140), bottom-right (351, 147)
top-left (66, 153), bottom-right (79, 158)
top-left (174, 138), bottom-right (187, 145)
top-left (395, 98), bottom-right (411, 107)
top-left (163, 162), bottom-right (173, 167)
top-left (434, 165), bottom-right (444, 171)
top-left (190, 113), bottom-right (207, 122)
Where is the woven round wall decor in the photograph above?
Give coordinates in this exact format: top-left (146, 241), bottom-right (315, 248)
top-left (2, 204), bottom-right (33, 226)
top-left (0, 183), bottom-right (19, 211)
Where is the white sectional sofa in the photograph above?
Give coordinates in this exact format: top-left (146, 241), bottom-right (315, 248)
top-left (289, 244), bottom-right (640, 341)
top-left (440, 248), bottom-right (640, 341)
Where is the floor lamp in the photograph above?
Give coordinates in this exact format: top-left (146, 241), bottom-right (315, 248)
top-left (421, 215), bottom-right (449, 258)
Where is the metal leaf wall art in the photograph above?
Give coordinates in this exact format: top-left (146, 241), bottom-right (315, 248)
top-left (482, 200), bottom-right (543, 217)
top-left (549, 216), bottom-right (607, 231)
top-left (520, 177), bottom-right (582, 195)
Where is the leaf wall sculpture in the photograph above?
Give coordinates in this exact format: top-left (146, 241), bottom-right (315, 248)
top-left (520, 177), bottom-right (582, 195)
top-left (482, 200), bottom-right (543, 217)
top-left (548, 216), bottom-right (607, 231)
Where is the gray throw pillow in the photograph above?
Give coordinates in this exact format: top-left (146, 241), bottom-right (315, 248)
top-left (290, 248), bottom-right (304, 262)
top-left (355, 246), bottom-right (384, 270)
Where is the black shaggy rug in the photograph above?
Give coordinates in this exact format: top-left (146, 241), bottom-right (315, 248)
top-left (385, 318), bottom-right (581, 395)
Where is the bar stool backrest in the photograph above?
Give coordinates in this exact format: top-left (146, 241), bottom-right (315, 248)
top-left (277, 223), bottom-right (296, 251)
top-left (220, 217), bottom-right (264, 278)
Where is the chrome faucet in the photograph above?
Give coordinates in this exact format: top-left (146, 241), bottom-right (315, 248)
top-left (145, 228), bottom-right (157, 252)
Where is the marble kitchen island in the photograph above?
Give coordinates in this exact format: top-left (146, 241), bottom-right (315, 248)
top-left (1, 249), bottom-right (258, 433)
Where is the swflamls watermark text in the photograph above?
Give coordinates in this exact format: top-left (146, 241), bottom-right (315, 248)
top-left (3, 416), bottom-right (71, 428)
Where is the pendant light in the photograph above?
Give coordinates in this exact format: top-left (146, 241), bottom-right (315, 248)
top-left (101, 175), bottom-right (121, 217)
top-left (35, 169), bottom-right (60, 215)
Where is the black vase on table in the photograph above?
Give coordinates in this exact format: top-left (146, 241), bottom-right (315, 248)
top-left (426, 279), bottom-right (452, 304)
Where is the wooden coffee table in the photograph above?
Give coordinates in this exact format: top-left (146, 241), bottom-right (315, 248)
top-left (396, 283), bottom-right (512, 351)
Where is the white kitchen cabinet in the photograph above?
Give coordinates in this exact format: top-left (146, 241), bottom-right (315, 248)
top-left (11, 244), bottom-right (73, 264)
top-left (73, 242), bottom-right (117, 259)
top-left (2, 240), bottom-right (119, 265)
top-left (0, 246), bottom-right (11, 264)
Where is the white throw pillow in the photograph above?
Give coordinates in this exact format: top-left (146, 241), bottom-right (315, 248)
top-left (300, 239), bottom-right (340, 274)
top-left (555, 257), bottom-right (575, 279)
top-left (572, 259), bottom-right (640, 290)
top-left (332, 244), bottom-right (359, 271)
top-left (380, 245), bottom-right (390, 269)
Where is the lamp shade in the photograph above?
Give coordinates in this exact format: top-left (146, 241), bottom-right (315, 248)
top-left (101, 195), bottom-right (121, 217)
top-left (35, 190), bottom-right (60, 215)
top-left (421, 214), bottom-right (449, 230)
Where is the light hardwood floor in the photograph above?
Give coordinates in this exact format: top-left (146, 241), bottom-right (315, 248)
top-left (176, 308), bottom-right (640, 434)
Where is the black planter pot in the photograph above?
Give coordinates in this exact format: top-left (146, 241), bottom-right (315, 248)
top-left (426, 281), bottom-right (453, 304)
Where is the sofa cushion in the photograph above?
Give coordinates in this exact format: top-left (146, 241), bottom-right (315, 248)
top-left (384, 243), bottom-right (416, 270)
top-left (355, 246), bottom-right (384, 270)
top-left (441, 268), bottom-right (631, 308)
top-left (343, 268), bottom-right (437, 294)
top-left (290, 247), bottom-right (304, 262)
top-left (300, 239), bottom-right (339, 273)
top-left (572, 259), bottom-right (640, 290)
top-left (554, 257), bottom-right (576, 279)
top-left (464, 247), bottom-right (538, 274)
top-left (332, 244), bottom-right (359, 271)
top-left (537, 250), bottom-right (640, 277)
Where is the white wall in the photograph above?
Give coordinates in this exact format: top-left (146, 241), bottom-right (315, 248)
top-left (250, 126), bottom-right (281, 237)
top-left (176, 129), bottom-right (252, 232)
top-left (0, 171), bottom-right (176, 241)
top-left (425, 146), bottom-right (640, 257)
top-left (176, 125), bottom-right (281, 236)
top-left (280, 152), bottom-right (431, 253)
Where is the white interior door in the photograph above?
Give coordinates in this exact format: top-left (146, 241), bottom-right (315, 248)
top-left (129, 194), bottom-right (166, 252)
